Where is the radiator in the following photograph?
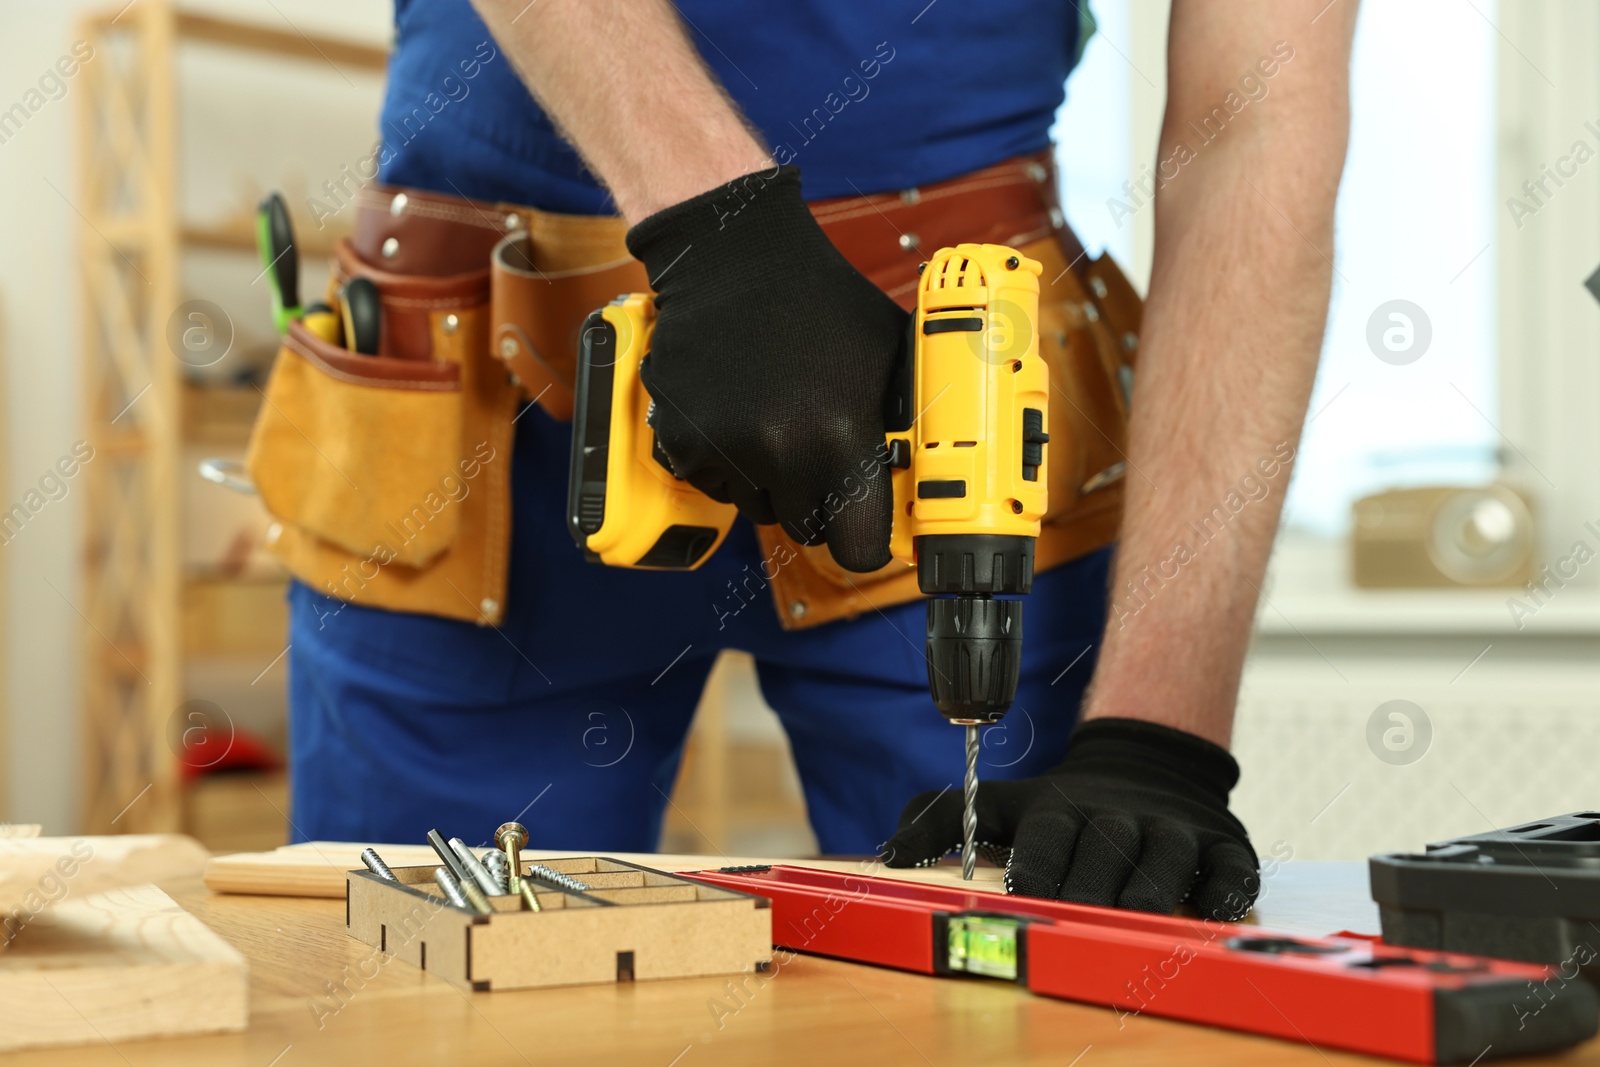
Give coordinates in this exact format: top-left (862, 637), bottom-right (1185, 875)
top-left (1230, 650), bottom-right (1600, 861)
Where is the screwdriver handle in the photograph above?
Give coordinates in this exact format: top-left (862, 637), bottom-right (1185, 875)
top-left (255, 192), bottom-right (301, 333)
top-left (339, 277), bottom-right (382, 356)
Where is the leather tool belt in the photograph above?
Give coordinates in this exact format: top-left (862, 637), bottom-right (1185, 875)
top-left (246, 149), bottom-right (1142, 629)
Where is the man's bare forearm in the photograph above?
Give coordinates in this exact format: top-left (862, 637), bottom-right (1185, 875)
top-left (1081, 0), bottom-right (1358, 746)
top-left (471, 0), bottom-right (769, 222)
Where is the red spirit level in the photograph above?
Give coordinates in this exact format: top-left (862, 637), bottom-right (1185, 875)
top-left (687, 865), bottom-right (1599, 1064)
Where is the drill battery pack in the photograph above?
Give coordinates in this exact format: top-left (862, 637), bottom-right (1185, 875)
top-left (1371, 811), bottom-right (1600, 969)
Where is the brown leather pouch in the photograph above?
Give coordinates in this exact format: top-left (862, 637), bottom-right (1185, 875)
top-left (489, 231), bottom-right (646, 421)
top-left (246, 239), bottom-right (520, 625)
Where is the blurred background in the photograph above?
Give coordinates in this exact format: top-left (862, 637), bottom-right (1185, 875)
top-left (1, 0), bottom-right (1597, 861)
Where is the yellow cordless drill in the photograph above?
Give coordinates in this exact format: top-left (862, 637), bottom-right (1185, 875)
top-left (567, 244), bottom-right (1049, 879)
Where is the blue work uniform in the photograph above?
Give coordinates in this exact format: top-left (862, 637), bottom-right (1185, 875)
top-left (288, 0), bottom-right (1110, 853)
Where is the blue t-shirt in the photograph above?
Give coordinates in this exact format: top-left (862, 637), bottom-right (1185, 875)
top-left (378, 1), bottom-right (1083, 213)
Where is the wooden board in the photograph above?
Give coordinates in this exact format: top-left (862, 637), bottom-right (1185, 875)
top-left (206, 841), bottom-right (1007, 898)
top-left (207, 842), bottom-right (1383, 939)
top-left (0, 884), bottom-right (247, 1052)
top-left (347, 857), bottom-right (772, 991)
top-left (3, 835), bottom-right (211, 944)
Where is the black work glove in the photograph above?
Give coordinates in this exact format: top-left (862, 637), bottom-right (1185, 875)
top-left (882, 717), bottom-right (1259, 921)
top-left (625, 165), bottom-right (908, 573)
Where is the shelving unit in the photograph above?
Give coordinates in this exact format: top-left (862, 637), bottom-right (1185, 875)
top-left (73, 2), bottom-right (387, 834)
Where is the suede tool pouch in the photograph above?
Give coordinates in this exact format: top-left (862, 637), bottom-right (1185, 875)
top-left (246, 321), bottom-right (463, 568)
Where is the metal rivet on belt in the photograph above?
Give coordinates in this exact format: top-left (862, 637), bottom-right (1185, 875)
top-left (789, 601), bottom-right (808, 619)
top-left (442, 313), bottom-right (459, 334)
top-left (389, 192), bottom-right (408, 217)
top-left (1026, 162), bottom-right (1049, 184)
top-left (480, 598), bottom-right (499, 616)
top-left (1090, 276), bottom-right (1108, 299)
top-left (899, 188), bottom-right (921, 205)
top-left (1123, 331), bottom-right (1139, 351)
top-left (506, 213), bottom-right (522, 231)
top-left (499, 337), bottom-right (519, 359)
top-left (381, 236), bottom-right (400, 260)
top-left (1048, 206), bottom-right (1065, 230)
top-left (898, 233), bottom-right (920, 252)
top-left (1083, 302), bottom-right (1100, 322)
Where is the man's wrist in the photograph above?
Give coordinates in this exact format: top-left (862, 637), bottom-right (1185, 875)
top-left (611, 132), bottom-right (772, 223)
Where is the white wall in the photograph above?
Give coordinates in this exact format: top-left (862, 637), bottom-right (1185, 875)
top-left (0, 0), bottom-right (389, 831)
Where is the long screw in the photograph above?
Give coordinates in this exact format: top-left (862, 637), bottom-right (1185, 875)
top-left (427, 829), bottom-right (473, 888)
top-left (457, 874), bottom-right (494, 914)
top-left (495, 822), bottom-right (528, 895)
top-left (450, 837), bottom-right (506, 897)
top-left (433, 867), bottom-right (489, 914)
top-left (526, 863), bottom-right (592, 893)
top-left (361, 847), bottom-right (398, 883)
top-left (962, 724), bottom-right (979, 881)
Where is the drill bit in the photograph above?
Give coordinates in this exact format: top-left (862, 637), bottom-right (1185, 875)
top-left (962, 723), bottom-right (979, 881)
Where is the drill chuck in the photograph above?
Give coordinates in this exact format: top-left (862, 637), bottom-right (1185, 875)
top-left (919, 533), bottom-right (1030, 725)
top-left (925, 595), bottom-right (1023, 725)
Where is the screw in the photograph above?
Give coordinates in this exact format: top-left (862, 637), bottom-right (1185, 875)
top-left (427, 829), bottom-right (474, 888)
top-left (526, 863), bottom-right (592, 893)
top-left (361, 847), bottom-right (398, 883)
top-left (481, 849), bottom-right (509, 893)
top-left (433, 867), bottom-right (489, 914)
top-left (495, 821), bottom-right (529, 895)
top-left (519, 880), bottom-right (542, 913)
top-left (457, 875), bottom-right (493, 914)
top-left (449, 837), bottom-right (506, 897)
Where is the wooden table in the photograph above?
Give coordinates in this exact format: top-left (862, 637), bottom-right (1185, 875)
top-left (5, 859), bottom-right (1596, 1066)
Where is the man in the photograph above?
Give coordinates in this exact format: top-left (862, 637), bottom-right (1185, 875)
top-left (285, 0), bottom-right (1355, 921)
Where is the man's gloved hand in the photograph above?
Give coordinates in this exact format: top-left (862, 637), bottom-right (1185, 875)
top-left (625, 165), bottom-right (908, 573)
top-left (882, 717), bottom-right (1259, 921)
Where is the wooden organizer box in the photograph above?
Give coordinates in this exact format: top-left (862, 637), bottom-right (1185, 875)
top-left (346, 856), bottom-right (772, 991)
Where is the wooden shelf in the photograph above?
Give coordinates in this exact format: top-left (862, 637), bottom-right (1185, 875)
top-left (181, 383), bottom-right (262, 444)
top-left (182, 574), bottom-right (288, 658)
top-left (181, 219), bottom-right (346, 260)
top-left (75, 1), bottom-right (381, 834)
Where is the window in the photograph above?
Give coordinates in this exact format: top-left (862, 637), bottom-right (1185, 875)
top-left (1285, 0), bottom-right (1499, 536)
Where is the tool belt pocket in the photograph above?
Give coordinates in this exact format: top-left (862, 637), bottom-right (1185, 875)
top-left (489, 229), bottom-right (647, 420)
top-left (247, 320), bottom-right (465, 568)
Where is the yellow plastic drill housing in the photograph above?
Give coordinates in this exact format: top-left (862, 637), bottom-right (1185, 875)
top-left (567, 294), bottom-right (736, 569)
top-left (568, 244), bottom-right (1046, 580)
top-left (886, 243), bottom-right (1047, 569)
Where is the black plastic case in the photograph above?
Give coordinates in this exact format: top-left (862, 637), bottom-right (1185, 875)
top-left (1370, 811), bottom-right (1600, 966)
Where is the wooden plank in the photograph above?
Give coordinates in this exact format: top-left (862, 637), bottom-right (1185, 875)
top-left (0, 884), bottom-right (246, 1052)
top-left (173, 11), bottom-right (388, 72)
top-left (205, 842), bottom-right (1010, 899)
top-left (2, 835), bottom-right (210, 939)
top-left (204, 843), bottom-right (1383, 938)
